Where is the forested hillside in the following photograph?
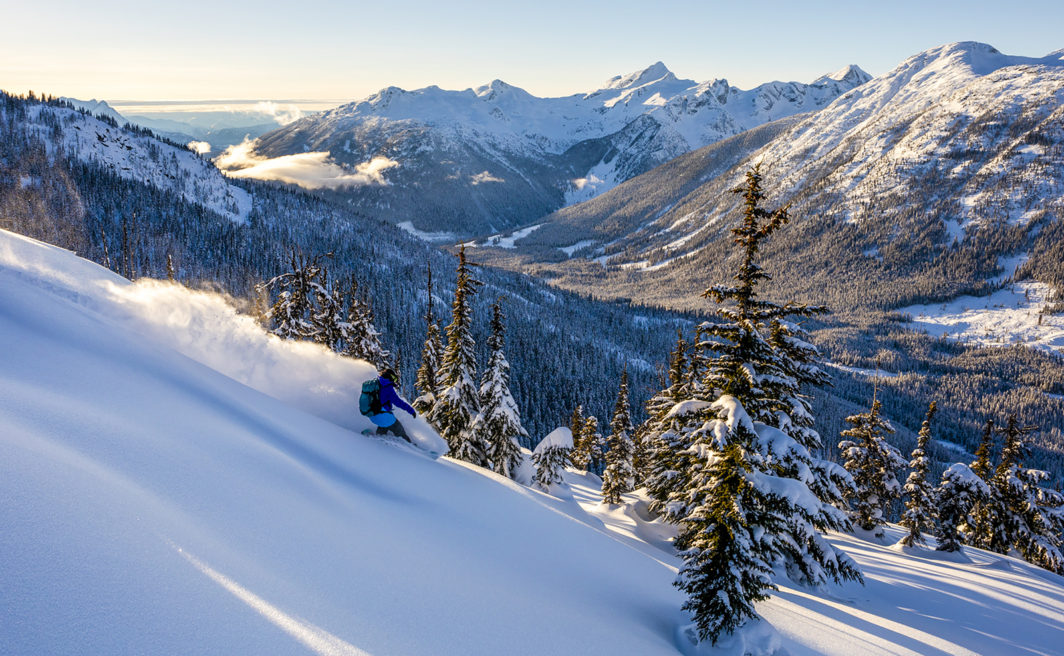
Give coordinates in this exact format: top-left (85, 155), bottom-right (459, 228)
top-left (0, 92), bottom-right (691, 440)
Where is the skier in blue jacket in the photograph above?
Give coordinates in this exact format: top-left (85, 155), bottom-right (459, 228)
top-left (372, 368), bottom-right (416, 441)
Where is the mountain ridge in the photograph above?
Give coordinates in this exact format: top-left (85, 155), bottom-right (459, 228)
top-left (242, 61), bottom-right (869, 235)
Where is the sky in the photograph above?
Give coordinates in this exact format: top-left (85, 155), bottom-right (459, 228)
top-left (2, 0), bottom-right (1063, 103)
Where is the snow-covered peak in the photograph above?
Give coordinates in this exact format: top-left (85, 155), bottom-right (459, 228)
top-left (601, 61), bottom-right (680, 90)
top-left (60, 96), bottom-right (126, 124)
top-left (813, 64), bottom-right (872, 86)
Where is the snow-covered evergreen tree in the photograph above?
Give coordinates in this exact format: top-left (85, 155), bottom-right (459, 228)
top-left (429, 245), bottom-right (487, 465)
top-left (584, 415), bottom-right (605, 476)
top-left (259, 251), bottom-right (323, 341)
top-left (670, 166), bottom-right (861, 643)
top-left (900, 402), bottom-right (938, 547)
top-left (643, 332), bottom-right (693, 514)
top-left (602, 368), bottom-right (636, 504)
top-left (471, 300), bottom-right (526, 479)
top-left (967, 418), bottom-right (997, 549)
top-left (340, 275), bottom-right (390, 368)
top-left (839, 398), bottom-right (906, 538)
top-left (569, 405), bottom-right (590, 471)
top-left (532, 428), bottom-right (573, 492)
top-left (935, 463), bottom-right (991, 553)
top-left (413, 265), bottom-right (442, 415)
top-left (310, 267), bottom-right (343, 349)
top-left (987, 416), bottom-right (1064, 572)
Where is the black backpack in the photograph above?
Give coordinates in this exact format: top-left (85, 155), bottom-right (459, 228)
top-left (359, 379), bottom-right (382, 417)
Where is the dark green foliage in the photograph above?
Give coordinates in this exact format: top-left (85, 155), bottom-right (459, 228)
top-left (430, 246), bottom-right (487, 465)
top-left (900, 402), bottom-right (938, 547)
top-left (839, 398), bottom-right (906, 537)
top-left (935, 463), bottom-right (991, 553)
top-left (602, 368), bottom-right (636, 503)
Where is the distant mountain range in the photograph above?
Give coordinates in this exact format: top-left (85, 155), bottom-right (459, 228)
top-left (245, 62), bottom-right (870, 236)
top-left (477, 42), bottom-right (1064, 316)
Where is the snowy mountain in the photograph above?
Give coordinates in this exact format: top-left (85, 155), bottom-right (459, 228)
top-left (3, 97), bottom-right (252, 223)
top-left (3, 227), bottom-right (1064, 655)
top-left (59, 96), bottom-right (127, 124)
top-left (485, 42), bottom-right (1064, 316)
top-left (239, 62), bottom-right (869, 236)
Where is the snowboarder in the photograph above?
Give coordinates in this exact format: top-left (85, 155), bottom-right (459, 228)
top-left (361, 368), bottom-right (416, 442)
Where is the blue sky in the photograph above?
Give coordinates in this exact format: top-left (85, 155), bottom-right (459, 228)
top-left (2, 0), bottom-right (1062, 101)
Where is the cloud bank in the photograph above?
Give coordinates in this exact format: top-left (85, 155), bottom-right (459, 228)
top-left (253, 101), bottom-right (304, 125)
top-left (187, 140), bottom-right (212, 155)
top-left (215, 139), bottom-right (398, 190)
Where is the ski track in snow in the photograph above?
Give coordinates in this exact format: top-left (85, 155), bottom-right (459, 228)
top-left (178, 548), bottom-right (373, 656)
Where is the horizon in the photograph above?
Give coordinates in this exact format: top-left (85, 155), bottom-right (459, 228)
top-left (3, 1), bottom-right (1063, 103)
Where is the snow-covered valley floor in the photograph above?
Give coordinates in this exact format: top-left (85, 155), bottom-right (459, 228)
top-left (2, 229), bottom-right (1063, 655)
top-left (901, 282), bottom-right (1064, 356)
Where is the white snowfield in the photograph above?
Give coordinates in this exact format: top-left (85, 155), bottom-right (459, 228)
top-left (901, 282), bottom-right (1064, 356)
top-left (2, 228), bottom-right (1063, 655)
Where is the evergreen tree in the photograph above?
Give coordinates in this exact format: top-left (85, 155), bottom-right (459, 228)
top-left (259, 250), bottom-right (324, 341)
top-left (569, 405), bottom-right (590, 471)
top-left (429, 245), bottom-right (487, 465)
top-left (584, 415), bottom-right (605, 476)
top-left (967, 418), bottom-right (996, 549)
top-left (643, 332), bottom-right (693, 514)
top-left (414, 264), bottom-right (443, 414)
top-left (900, 402), bottom-right (938, 547)
top-left (533, 431), bottom-right (573, 492)
top-left (472, 300), bottom-right (527, 479)
top-left (340, 275), bottom-right (390, 368)
top-left (310, 267), bottom-right (343, 349)
top-left (602, 368), bottom-right (636, 504)
top-left (987, 416), bottom-right (1064, 571)
top-left (935, 463), bottom-right (991, 553)
top-left (839, 397), bottom-right (905, 538)
top-left (670, 166), bottom-right (861, 643)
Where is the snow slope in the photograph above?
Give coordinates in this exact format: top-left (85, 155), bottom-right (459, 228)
top-left (3, 228), bottom-right (1064, 655)
top-left (3, 100), bottom-right (252, 223)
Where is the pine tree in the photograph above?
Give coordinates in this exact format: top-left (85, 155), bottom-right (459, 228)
top-left (643, 332), bottom-right (693, 514)
top-left (340, 275), bottom-right (390, 368)
top-left (584, 415), bottom-right (605, 476)
top-left (839, 398), bottom-right (906, 538)
top-left (671, 166), bottom-right (861, 643)
top-left (602, 368), bottom-right (636, 504)
top-left (935, 463), bottom-right (991, 553)
top-left (260, 250), bottom-right (324, 341)
top-left (414, 265), bottom-right (443, 415)
top-left (569, 405), bottom-right (590, 471)
top-left (987, 416), bottom-right (1064, 571)
top-left (311, 267), bottom-right (343, 349)
top-left (533, 431), bottom-right (573, 492)
top-left (471, 300), bottom-right (527, 479)
top-left (429, 245), bottom-right (487, 465)
top-left (900, 402), bottom-right (938, 547)
top-left (967, 418), bottom-right (996, 548)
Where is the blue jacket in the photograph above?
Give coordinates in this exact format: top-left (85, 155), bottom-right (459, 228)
top-left (379, 377), bottom-right (416, 417)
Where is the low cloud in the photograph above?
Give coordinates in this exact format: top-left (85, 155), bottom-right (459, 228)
top-left (254, 101), bottom-right (304, 125)
top-left (215, 138), bottom-right (398, 190)
top-left (187, 141), bottom-right (212, 155)
top-left (471, 170), bottom-right (505, 185)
